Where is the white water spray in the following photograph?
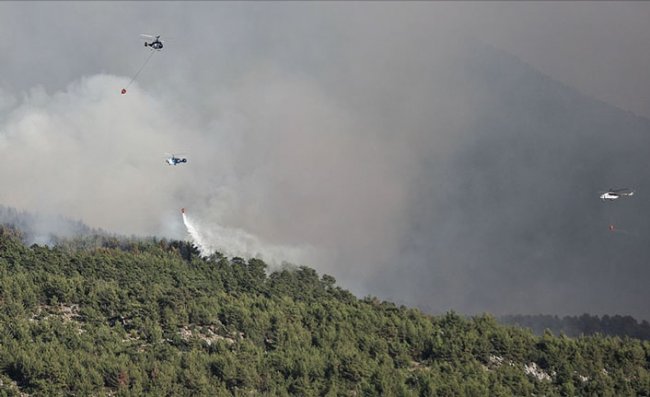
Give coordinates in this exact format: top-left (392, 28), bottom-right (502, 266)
top-left (181, 208), bottom-right (307, 267)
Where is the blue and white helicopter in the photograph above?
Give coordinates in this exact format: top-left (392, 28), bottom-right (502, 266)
top-left (165, 153), bottom-right (187, 166)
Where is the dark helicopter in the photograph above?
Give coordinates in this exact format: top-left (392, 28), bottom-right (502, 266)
top-left (141, 34), bottom-right (164, 50)
top-left (121, 34), bottom-right (166, 95)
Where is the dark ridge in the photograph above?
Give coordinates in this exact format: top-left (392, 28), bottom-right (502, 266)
top-left (500, 314), bottom-right (650, 340)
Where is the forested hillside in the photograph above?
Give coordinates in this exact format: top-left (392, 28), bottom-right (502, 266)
top-left (0, 226), bottom-right (649, 396)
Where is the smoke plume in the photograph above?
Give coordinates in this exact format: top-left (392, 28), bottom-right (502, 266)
top-left (3, 2), bottom-right (650, 320)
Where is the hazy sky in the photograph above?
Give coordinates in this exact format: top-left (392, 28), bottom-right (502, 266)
top-left (2, 2), bottom-right (650, 319)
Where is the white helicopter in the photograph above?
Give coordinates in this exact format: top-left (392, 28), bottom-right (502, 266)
top-left (141, 34), bottom-right (164, 50)
top-left (600, 188), bottom-right (635, 201)
top-left (165, 154), bottom-right (187, 166)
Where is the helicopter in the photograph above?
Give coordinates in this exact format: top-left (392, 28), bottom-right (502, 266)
top-left (600, 188), bottom-right (635, 201)
top-left (165, 154), bottom-right (187, 166)
top-left (121, 34), bottom-right (165, 95)
top-left (141, 34), bottom-right (164, 50)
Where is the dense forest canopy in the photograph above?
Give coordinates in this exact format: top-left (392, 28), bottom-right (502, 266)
top-left (0, 225), bottom-right (649, 396)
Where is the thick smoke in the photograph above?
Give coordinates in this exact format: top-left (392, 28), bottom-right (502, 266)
top-left (0, 205), bottom-right (96, 246)
top-left (0, 75), bottom-right (191, 235)
top-left (2, 3), bottom-right (650, 319)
